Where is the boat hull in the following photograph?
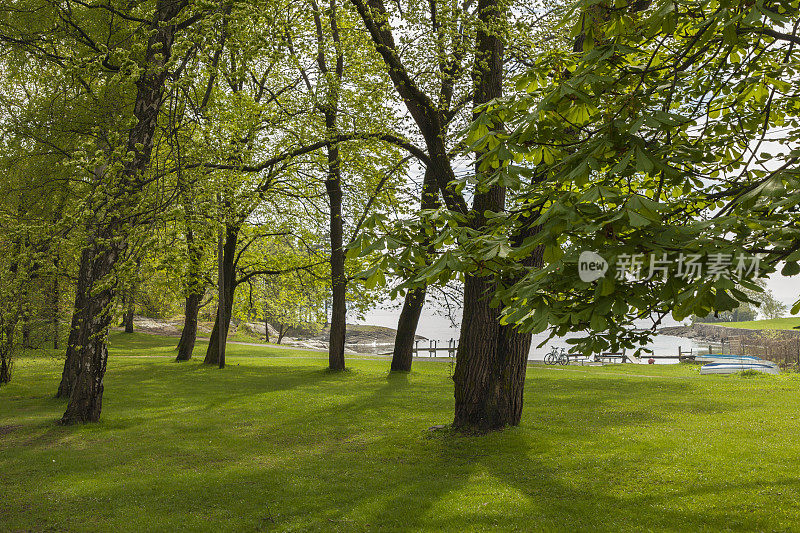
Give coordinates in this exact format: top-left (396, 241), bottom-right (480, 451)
top-left (700, 362), bottom-right (780, 375)
top-left (695, 354), bottom-right (761, 364)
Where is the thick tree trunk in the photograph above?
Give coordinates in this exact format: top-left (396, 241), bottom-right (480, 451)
top-left (58, 0), bottom-right (188, 423)
top-left (59, 237), bottom-right (123, 424)
top-left (453, 274), bottom-right (502, 429)
top-left (204, 289), bottom-right (234, 365)
top-left (351, 0), bottom-right (525, 428)
top-left (176, 292), bottom-right (201, 361)
top-left (452, 0), bottom-right (532, 431)
top-left (391, 168), bottom-right (440, 371)
top-left (326, 137), bottom-right (347, 371)
top-left (204, 224), bottom-right (238, 366)
top-left (57, 247), bottom-right (92, 398)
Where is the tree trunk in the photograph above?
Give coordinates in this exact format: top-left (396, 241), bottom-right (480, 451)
top-left (391, 167), bottom-right (439, 372)
top-left (52, 263), bottom-right (60, 350)
top-left (452, 0), bottom-right (532, 431)
top-left (216, 222), bottom-right (226, 369)
top-left (59, 237), bottom-right (123, 424)
top-left (175, 173), bottom-right (203, 360)
top-left (0, 319), bottom-right (14, 385)
top-left (326, 136), bottom-right (347, 371)
top-left (57, 247), bottom-right (92, 398)
top-left (58, 0), bottom-right (188, 423)
top-left (391, 287), bottom-right (425, 372)
top-left (263, 312), bottom-right (270, 343)
top-left (204, 224), bottom-right (238, 366)
top-left (21, 310), bottom-right (32, 349)
top-left (122, 292), bottom-right (135, 333)
top-left (176, 292), bottom-right (201, 361)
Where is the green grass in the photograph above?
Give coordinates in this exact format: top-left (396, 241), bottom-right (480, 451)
top-left (4, 333), bottom-right (800, 531)
top-left (716, 317), bottom-right (800, 330)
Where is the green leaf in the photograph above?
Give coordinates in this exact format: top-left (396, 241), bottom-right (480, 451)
top-left (590, 313), bottom-right (607, 331)
top-left (714, 289), bottom-right (738, 310)
top-left (781, 261), bottom-right (800, 276)
top-left (628, 210), bottom-right (650, 227)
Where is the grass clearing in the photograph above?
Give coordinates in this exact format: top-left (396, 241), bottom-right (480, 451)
top-left (717, 317), bottom-right (800, 330)
top-left (3, 333), bottom-right (800, 531)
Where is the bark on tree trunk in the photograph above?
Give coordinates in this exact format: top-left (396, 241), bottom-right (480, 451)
top-left (452, 0), bottom-right (532, 431)
top-left (175, 175), bottom-right (203, 360)
top-left (59, 237), bottom-right (123, 424)
top-left (0, 319), bottom-right (14, 385)
top-left (326, 137), bottom-right (347, 371)
top-left (21, 311), bottom-right (31, 349)
top-left (391, 168), bottom-right (440, 371)
top-left (204, 224), bottom-right (238, 366)
top-left (263, 312), bottom-right (270, 343)
top-left (216, 222), bottom-right (226, 369)
top-left (391, 287), bottom-right (425, 372)
top-left (309, 1), bottom-right (347, 371)
top-left (57, 247), bottom-right (92, 398)
top-left (58, 0), bottom-right (188, 423)
top-left (176, 292), bottom-right (201, 361)
top-left (122, 293), bottom-right (135, 333)
top-left (52, 264), bottom-right (60, 350)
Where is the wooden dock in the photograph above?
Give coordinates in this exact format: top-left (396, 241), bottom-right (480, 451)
top-left (378, 339), bottom-right (458, 357)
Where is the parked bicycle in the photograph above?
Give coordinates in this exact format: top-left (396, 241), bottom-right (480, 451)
top-left (545, 346), bottom-right (569, 365)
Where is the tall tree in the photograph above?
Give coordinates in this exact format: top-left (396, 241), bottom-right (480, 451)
top-left (57, 0), bottom-right (191, 423)
top-left (351, 0), bottom-right (542, 429)
top-left (449, 0), bottom-right (800, 358)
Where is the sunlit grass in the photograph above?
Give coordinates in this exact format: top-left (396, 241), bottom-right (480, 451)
top-left (3, 333), bottom-right (800, 531)
top-left (718, 317), bottom-right (800, 330)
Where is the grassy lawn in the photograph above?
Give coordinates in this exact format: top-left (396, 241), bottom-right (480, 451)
top-left (717, 317), bottom-right (800, 330)
top-left (3, 333), bottom-right (800, 531)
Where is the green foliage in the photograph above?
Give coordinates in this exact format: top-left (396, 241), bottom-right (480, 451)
top-left (444, 0), bottom-right (800, 356)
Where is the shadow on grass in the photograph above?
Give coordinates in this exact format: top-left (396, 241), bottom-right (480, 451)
top-left (1, 353), bottom-right (790, 532)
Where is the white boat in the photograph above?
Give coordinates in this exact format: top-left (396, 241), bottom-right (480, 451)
top-left (695, 353), bottom-right (761, 364)
top-left (700, 361), bottom-right (780, 375)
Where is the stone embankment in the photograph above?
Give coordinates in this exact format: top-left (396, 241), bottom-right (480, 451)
top-left (660, 323), bottom-right (800, 342)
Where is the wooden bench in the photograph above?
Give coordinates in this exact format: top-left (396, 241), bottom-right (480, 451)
top-left (565, 354), bottom-right (595, 365)
top-left (595, 352), bottom-right (630, 364)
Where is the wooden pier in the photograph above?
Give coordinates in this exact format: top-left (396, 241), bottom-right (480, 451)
top-left (413, 339), bottom-right (458, 358)
top-left (377, 339), bottom-right (459, 357)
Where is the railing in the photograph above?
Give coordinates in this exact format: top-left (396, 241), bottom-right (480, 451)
top-left (413, 339), bottom-right (457, 358)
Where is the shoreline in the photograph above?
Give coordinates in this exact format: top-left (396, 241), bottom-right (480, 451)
top-left (659, 323), bottom-right (800, 343)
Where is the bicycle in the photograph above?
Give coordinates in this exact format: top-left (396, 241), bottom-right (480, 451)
top-left (545, 347), bottom-right (569, 365)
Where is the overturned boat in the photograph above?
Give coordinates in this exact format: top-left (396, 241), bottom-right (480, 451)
top-left (700, 360), bottom-right (780, 375)
top-left (695, 354), bottom-right (762, 364)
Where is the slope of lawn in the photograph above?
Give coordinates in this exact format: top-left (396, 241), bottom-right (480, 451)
top-left (716, 317), bottom-right (800, 330)
top-left (4, 332), bottom-right (800, 531)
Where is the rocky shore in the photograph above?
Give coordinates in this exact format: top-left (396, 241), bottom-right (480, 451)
top-left (659, 323), bottom-right (800, 342)
top-left (119, 316), bottom-right (425, 352)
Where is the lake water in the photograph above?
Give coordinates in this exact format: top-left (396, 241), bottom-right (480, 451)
top-left (354, 302), bottom-right (704, 363)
